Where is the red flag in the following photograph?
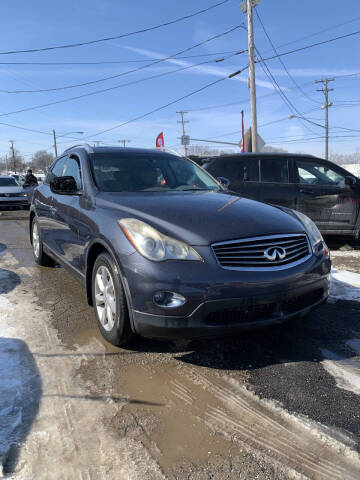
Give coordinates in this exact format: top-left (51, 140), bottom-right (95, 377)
top-left (156, 132), bottom-right (165, 150)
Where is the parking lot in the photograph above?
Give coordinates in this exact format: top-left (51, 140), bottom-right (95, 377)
top-left (1, 209), bottom-right (360, 479)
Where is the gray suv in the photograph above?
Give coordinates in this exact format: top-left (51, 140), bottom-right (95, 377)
top-left (29, 145), bottom-right (331, 346)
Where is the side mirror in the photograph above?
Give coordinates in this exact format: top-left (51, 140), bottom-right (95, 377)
top-left (50, 176), bottom-right (79, 195)
top-left (217, 176), bottom-right (231, 189)
top-left (345, 176), bottom-right (357, 187)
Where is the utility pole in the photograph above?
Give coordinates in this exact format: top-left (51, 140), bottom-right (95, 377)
top-left (177, 111), bottom-right (189, 157)
top-left (241, 0), bottom-right (259, 152)
top-left (119, 139), bottom-right (131, 147)
top-left (9, 140), bottom-right (16, 173)
top-left (52, 129), bottom-right (58, 157)
top-left (315, 78), bottom-right (334, 160)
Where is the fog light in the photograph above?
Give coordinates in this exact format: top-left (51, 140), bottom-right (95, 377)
top-left (153, 291), bottom-right (186, 308)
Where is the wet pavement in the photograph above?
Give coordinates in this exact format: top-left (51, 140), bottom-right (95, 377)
top-left (1, 210), bottom-right (360, 479)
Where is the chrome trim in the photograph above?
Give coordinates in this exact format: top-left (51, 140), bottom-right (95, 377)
top-left (212, 233), bottom-right (312, 271)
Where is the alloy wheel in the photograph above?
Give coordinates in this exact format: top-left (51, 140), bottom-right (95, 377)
top-left (32, 222), bottom-right (40, 259)
top-left (94, 265), bottom-right (117, 331)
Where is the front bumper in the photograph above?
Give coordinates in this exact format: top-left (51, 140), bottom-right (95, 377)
top-left (0, 198), bottom-right (28, 208)
top-left (132, 278), bottom-right (329, 339)
top-left (119, 246), bottom-right (331, 339)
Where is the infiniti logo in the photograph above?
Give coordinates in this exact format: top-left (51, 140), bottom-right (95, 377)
top-left (264, 246), bottom-right (286, 261)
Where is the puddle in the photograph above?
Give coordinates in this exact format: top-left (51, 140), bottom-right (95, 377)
top-left (118, 364), bottom-right (236, 470)
top-left (78, 357), bottom-right (360, 479)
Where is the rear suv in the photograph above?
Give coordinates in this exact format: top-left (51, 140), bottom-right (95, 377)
top-left (204, 153), bottom-right (360, 239)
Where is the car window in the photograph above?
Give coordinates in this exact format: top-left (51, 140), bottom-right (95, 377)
top-left (46, 155), bottom-right (68, 184)
top-left (296, 160), bottom-right (346, 186)
top-left (63, 156), bottom-right (82, 189)
top-left (205, 157), bottom-right (259, 182)
top-left (91, 153), bottom-right (221, 192)
top-left (0, 177), bottom-right (17, 187)
top-left (260, 158), bottom-right (289, 183)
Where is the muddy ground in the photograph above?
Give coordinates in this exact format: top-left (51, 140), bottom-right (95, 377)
top-left (1, 210), bottom-right (360, 479)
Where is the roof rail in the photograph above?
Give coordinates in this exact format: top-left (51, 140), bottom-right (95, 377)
top-left (63, 143), bottom-right (93, 154)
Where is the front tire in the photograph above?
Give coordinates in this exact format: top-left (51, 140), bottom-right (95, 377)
top-left (92, 252), bottom-right (133, 346)
top-left (31, 218), bottom-right (55, 267)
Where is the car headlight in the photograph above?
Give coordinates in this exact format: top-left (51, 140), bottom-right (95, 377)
top-left (118, 218), bottom-right (202, 262)
top-left (292, 210), bottom-right (326, 253)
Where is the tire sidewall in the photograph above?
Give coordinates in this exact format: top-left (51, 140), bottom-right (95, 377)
top-left (92, 252), bottom-right (131, 345)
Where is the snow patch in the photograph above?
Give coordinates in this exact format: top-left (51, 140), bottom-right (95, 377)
top-left (321, 340), bottom-right (360, 396)
top-left (330, 269), bottom-right (360, 302)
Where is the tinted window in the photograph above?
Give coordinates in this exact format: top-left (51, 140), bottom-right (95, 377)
top-left (260, 158), bottom-right (289, 183)
top-left (206, 157), bottom-right (259, 182)
top-left (63, 157), bottom-right (82, 189)
top-left (46, 156), bottom-right (68, 183)
top-left (296, 160), bottom-right (346, 186)
top-left (0, 177), bottom-right (17, 187)
top-left (91, 153), bottom-right (220, 192)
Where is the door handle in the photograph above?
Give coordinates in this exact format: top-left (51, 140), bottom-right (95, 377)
top-left (299, 189), bottom-right (314, 195)
top-left (50, 206), bottom-right (57, 215)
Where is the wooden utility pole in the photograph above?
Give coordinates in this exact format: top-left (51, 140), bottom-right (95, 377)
top-left (9, 140), bottom-right (16, 172)
top-left (315, 78), bottom-right (334, 160)
top-left (241, 0), bottom-right (259, 152)
top-left (177, 111), bottom-right (189, 157)
top-left (52, 129), bottom-right (58, 157)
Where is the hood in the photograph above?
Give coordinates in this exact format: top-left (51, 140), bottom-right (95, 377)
top-left (0, 186), bottom-right (23, 194)
top-left (96, 191), bottom-right (305, 245)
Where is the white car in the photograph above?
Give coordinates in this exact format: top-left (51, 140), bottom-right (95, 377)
top-left (0, 175), bottom-right (29, 209)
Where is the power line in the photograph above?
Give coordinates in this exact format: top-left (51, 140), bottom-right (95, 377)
top-left (0, 26), bottom-right (243, 94)
top-left (0, 1), bottom-right (230, 56)
top-left (255, 8), bottom-right (319, 105)
top-left (262, 16), bottom-right (360, 54)
top-left (0, 50), bottom-right (242, 118)
top-left (261, 30), bottom-right (360, 63)
top-left (82, 67), bottom-right (247, 140)
top-left (0, 50), bottom-right (241, 66)
top-left (254, 46), bottom-right (320, 134)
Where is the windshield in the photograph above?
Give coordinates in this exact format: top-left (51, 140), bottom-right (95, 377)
top-left (91, 153), bottom-right (221, 192)
top-left (0, 177), bottom-right (17, 187)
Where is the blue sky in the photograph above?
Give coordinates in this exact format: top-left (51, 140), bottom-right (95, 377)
top-left (0, 0), bottom-right (359, 161)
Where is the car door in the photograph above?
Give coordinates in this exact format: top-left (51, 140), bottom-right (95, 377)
top-left (294, 158), bottom-right (360, 233)
top-left (50, 155), bottom-right (87, 272)
top-left (255, 157), bottom-right (298, 209)
top-left (206, 156), bottom-right (260, 199)
top-left (35, 155), bottom-right (68, 247)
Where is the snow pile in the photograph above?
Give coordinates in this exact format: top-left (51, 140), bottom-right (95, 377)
top-left (330, 269), bottom-right (360, 303)
top-left (321, 340), bottom-right (360, 396)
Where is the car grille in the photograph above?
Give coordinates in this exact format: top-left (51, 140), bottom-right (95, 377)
top-left (212, 233), bottom-right (312, 270)
top-left (0, 193), bottom-right (22, 198)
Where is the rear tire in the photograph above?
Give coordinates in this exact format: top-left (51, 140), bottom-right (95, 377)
top-left (31, 218), bottom-right (55, 267)
top-left (92, 252), bottom-right (133, 346)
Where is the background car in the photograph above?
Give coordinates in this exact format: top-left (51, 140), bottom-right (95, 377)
top-left (204, 153), bottom-right (360, 239)
top-left (0, 175), bottom-right (29, 209)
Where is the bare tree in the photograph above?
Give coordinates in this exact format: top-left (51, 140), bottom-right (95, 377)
top-left (187, 145), bottom-right (237, 157)
top-left (329, 151), bottom-right (360, 165)
top-left (31, 150), bottom-right (54, 171)
top-left (262, 145), bottom-right (289, 153)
